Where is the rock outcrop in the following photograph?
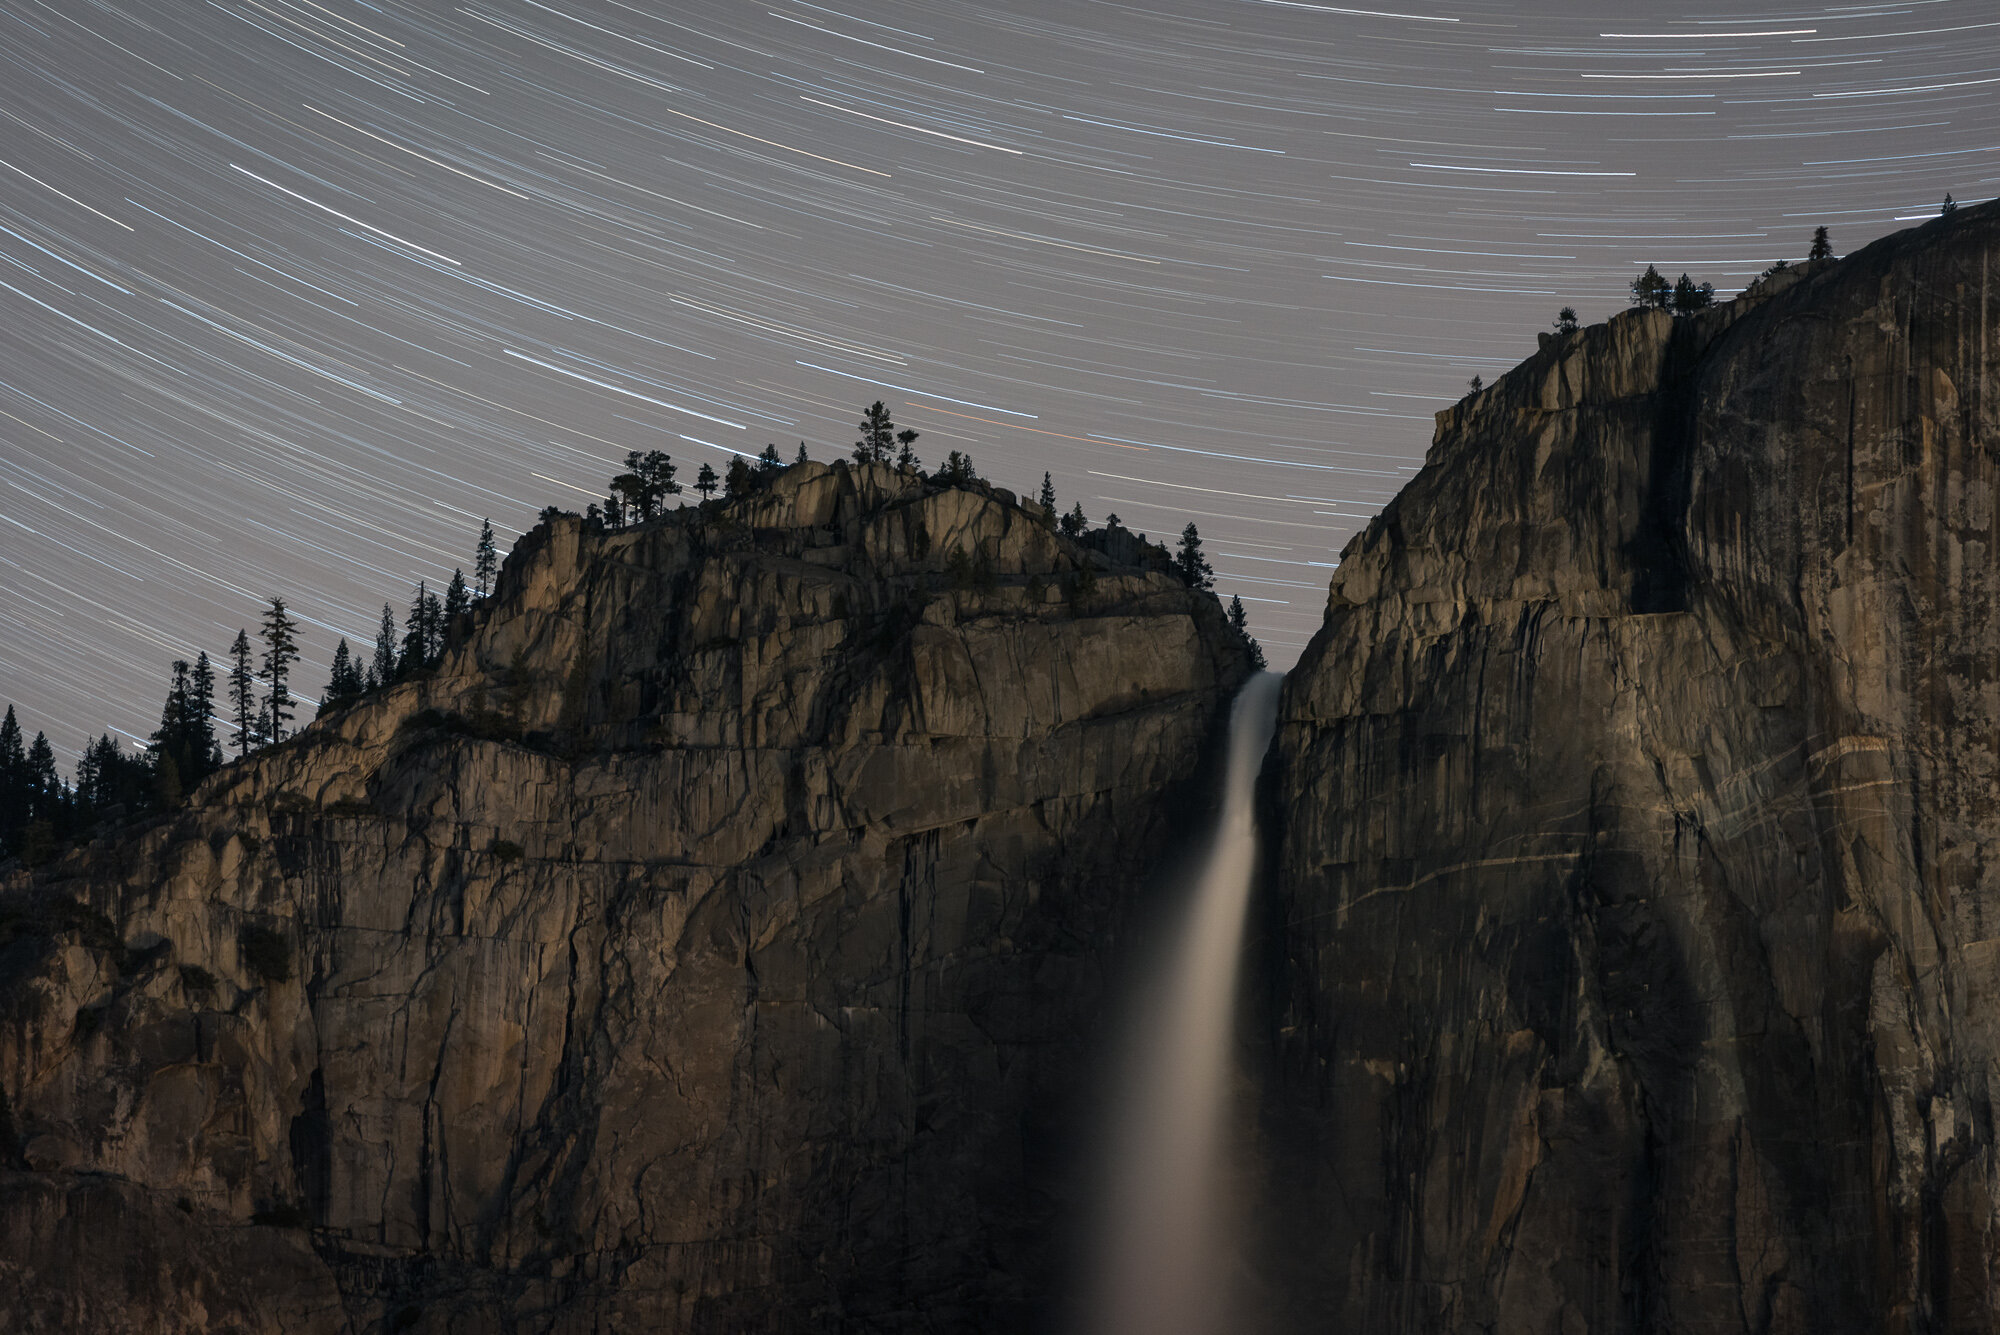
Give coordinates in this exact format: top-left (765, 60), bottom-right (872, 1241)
top-left (0, 462), bottom-right (1250, 1332)
top-left (1264, 201), bottom-right (2000, 1332)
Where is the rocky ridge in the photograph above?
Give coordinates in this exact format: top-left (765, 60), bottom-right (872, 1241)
top-left (1264, 200), bottom-right (2000, 1332)
top-left (0, 460), bottom-right (1251, 1332)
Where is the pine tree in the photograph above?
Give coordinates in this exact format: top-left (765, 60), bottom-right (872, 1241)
top-left (229, 629), bottom-right (256, 757)
top-left (1809, 226), bottom-right (1833, 260)
top-left (400, 582), bottom-right (429, 677)
top-left (152, 659), bottom-right (195, 786)
top-left (1468, 375), bottom-right (1483, 394)
top-left (422, 586), bottom-right (445, 664)
top-left (609, 456), bottom-right (646, 522)
top-left (1228, 595), bottom-right (1267, 670)
top-left (1671, 273), bottom-right (1714, 316)
top-left (475, 518), bottom-right (497, 599)
top-left (444, 569), bottom-right (470, 635)
top-left (936, 450), bottom-right (978, 485)
top-left (1038, 472), bottom-right (1056, 515)
top-left (1554, 306), bottom-right (1578, 333)
top-left (260, 597), bottom-right (301, 744)
top-left (0, 705), bottom-right (24, 851)
top-left (795, 441), bottom-right (809, 465)
top-left (1174, 522), bottom-right (1215, 591)
top-left (1630, 264), bottom-right (1672, 309)
top-left (1943, 193), bottom-right (1958, 215)
top-left (24, 731), bottom-right (60, 826)
top-left (725, 456), bottom-right (753, 498)
top-left (612, 450), bottom-right (682, 519)
top-left (190, 652), bottom-right (220, 778)
top-left (852, 401), bottom-right (896, 464)
top-left (1061, 503), bottom-right (1087, 539)
top-left (327, 640), bottom-right (357, 706)
top-left (758, 443), bottom-right (783, 475)
top-left (372, 605), bottom-right (397, 686)
top-left (894, 428), bottom-right (920, 470)
top-left (695, 462), bottom-right (718, 500)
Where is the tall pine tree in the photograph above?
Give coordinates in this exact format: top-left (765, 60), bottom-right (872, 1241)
top-left (474, 519), bottom-right (497, 599)
top-left (260, 598), bottom-right (301, 744)
top-left (852, 401), bottom-right (896, 464)
top-left (326, 641), bottom-right (360, 706)
top-left (372, 605), bottom-right (397, 686)
top-left (400, 581), bottom-right (430, 677)
top-left (1174, 522), bottom-right (1215, 591)
top-left (444, 569), bottom-right (470, 631)
top-left (0, 705), bottom-right (25, 853)
top-left (190, 652), bottom-right (219, 778)
top-left (228, 630), bottom-right (256, 757)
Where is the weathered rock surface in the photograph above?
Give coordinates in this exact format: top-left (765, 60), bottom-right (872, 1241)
top-left (0, 462), bottom-right (1250, 1331)
top-left (1264, 201), bottom-right (2000, 1332)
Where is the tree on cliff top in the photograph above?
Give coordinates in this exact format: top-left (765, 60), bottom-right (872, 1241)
top-left (1630, 265), bottom-right (1671, 309)
top-left (474, 519), bottom-right (497, 599)
top-left (326, 640), bottom-right (362, 706)
top-left (1174, 522), bottom-right (1215, 592)
top-left (370, 606), bottom-right (396, 689)
top-left (1228, 595), bottom-right (1266, 670)
top-left (1809, 226), bottom-right (1833, 260)
top-left (1672, 274), bottom-right (1715, 316)
top-left (228, 629), bottom-right (257, 756)
top-left (610, 450), bottom-right (681, 521)
top-left (853, 401), bottom-right (896, 464)
top-left (259, 598), bottom-right (300, 744)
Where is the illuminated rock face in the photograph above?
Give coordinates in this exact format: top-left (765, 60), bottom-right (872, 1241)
top-left (0, 461), bottom-right (1250, 1333)
top-left (1265, 202), bottom-right (2000, 1334)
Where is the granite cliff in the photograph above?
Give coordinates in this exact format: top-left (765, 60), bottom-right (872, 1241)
top-left (1265, 200), bottom-right (2000, 1332)
top-left (0, 462), bottom-right (1251, 1331)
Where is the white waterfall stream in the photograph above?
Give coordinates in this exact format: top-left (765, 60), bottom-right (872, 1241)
top-left (1090, 671), bottom-right (1283, 1335)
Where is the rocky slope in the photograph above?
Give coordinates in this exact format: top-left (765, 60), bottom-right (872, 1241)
top-left (1264, 200), bottom-right (2000, 1332)
top-left (0, 461), bottom-right (1251, 1332)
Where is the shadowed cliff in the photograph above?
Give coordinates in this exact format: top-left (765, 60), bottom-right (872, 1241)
top-left (1265, 199), bottom-right (2000, 1333)
top-left (0, 461), bottom-right (1251, 1332)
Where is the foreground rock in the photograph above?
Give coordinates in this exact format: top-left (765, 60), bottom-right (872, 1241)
top-left (0, 462), bottom-right (1250, 1332)
top-left (1265, 202), bottom-right (2000, 1332)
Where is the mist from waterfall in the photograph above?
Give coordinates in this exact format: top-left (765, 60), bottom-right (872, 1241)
top-left (1090, 671), bottom-right (1283, 1335)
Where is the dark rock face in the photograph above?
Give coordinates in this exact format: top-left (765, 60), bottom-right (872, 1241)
top-left (1264, 202), bottom-right (2000, 1332)
top-left (0, 462), bottom-right (1249, 1332)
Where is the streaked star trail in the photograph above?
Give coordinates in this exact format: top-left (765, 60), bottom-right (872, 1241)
top-left (1, 0), bottom-right (1994, 763)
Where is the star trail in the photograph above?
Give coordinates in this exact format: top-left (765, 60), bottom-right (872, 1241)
top-left (1, 0), bottom-right (1995, 764)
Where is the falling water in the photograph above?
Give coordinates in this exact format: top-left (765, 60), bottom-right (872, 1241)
top-left (1091, 671), bottom-right (1283, 1335)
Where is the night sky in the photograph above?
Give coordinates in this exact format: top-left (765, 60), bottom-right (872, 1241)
top-left (2, 0), bottom-right (1995, 765)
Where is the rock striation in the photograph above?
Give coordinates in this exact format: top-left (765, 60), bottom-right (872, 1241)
top-left (0, 461), bottom-right (1250, 1332)
top-left (1264, 200), bottom-right (2000, 1332)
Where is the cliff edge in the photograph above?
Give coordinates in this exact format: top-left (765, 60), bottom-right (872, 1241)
top-left (1267, 200), bottom-right (2000, 1333)
top-left (0, 461), bottom-right (1250, 1332)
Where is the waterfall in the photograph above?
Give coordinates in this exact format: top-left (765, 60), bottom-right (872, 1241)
top-left (1090, 671), bottom-right (1283, 1335)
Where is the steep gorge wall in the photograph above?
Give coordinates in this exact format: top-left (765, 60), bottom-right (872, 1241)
top-left (0, 462), bottom-right (1250, 1332)
top-left (1265, 201), bottom-right (2000, 1333)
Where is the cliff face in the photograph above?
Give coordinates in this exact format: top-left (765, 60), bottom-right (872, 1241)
top-left (0, 462), bottom-right (1249, 1332)
top-left (1266, 202), bottom-right (2000, 1332)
